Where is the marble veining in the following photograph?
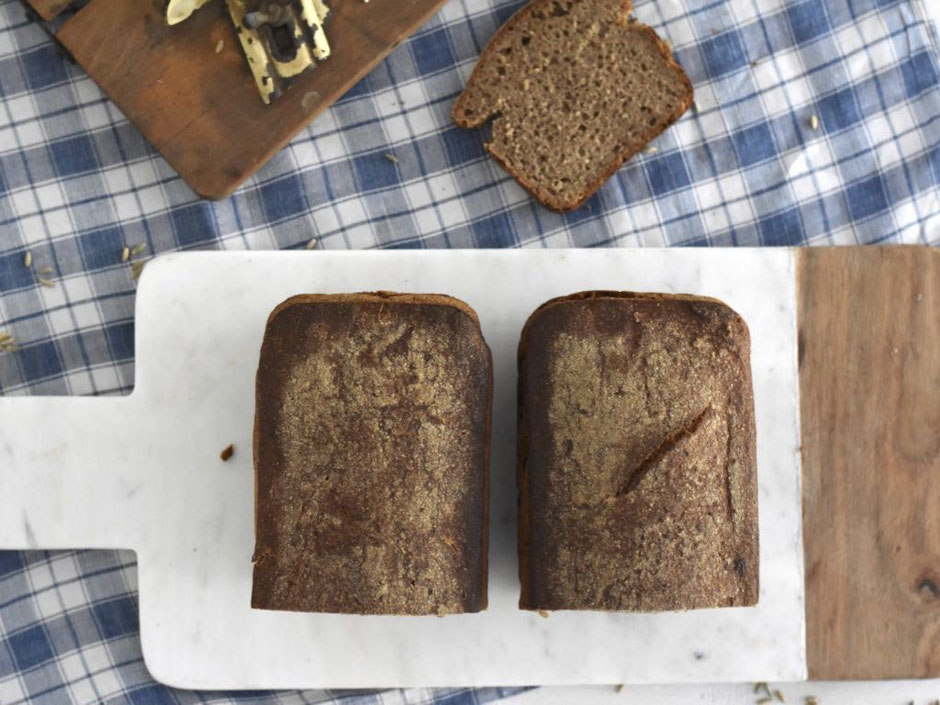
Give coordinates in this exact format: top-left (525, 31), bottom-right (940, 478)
top-left (0, 249), bottom-right (806, 689)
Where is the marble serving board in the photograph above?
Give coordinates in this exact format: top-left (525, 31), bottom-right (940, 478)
top-left (0, 250), bottom-right (806, 689)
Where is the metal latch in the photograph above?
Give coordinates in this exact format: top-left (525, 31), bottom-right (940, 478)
top-left (165, 0), bottom-right (331, 104)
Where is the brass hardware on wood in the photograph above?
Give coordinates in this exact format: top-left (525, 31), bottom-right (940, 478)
top-left (165, 0), bottom-right (331, 104)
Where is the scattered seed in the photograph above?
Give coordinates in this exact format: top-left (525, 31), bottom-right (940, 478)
top-left (750, 59), bottom-right (761, 67)
top-left (38, 278), bottom-right (56, 288)
top-left (773, 689), bottom-right (785, 702)
top-left (131, 261), bottom-right (145, 280)
top-left (305, 237), bottom-right (319, 250)
top-left (614, 684), bottom-right (624, 693)
top-left (754, 683), bottom-right (769, 695)
top-left (24, 251), bottom-right (32, 268)
top-left (215, 39), bottom-right (224, 53)
top-left (384, 153), bottom-right (399, 163)
top-left (220, 444), bottom-right (234, 461)
top-left (0, 332), bottom-right (11, 343)
top-left (38, 265), bottom-right (53, 275)
top-left (0, 335), bottom-right (18, 353)
top-left (756, 698), bottom-right (772, 704)
top-left (809, 115), bottom-right (820, 130)
top-left (121, 246), bottom-right (130, 263)
top-left (130, 242), bottom-right (147, 256)
top-left (644, 146), bottom-right (658, 154)
top-left (692, 100), bottom-right (700, 114)
top-left (804, 697), bottom-right (818, 705)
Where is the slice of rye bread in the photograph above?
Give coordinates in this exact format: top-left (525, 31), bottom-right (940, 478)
top-left (453, 0), bottom-right (693, 211)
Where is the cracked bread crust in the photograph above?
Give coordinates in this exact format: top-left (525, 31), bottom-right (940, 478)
top-left (518, 291), bottom-right (758, 611)
top-left (252, 293), bottom-right (492, 614)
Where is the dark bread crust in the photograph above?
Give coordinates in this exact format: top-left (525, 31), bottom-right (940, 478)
top-left (518, 292), bottom-right (758, 611)
top-left (253, 292), bottom-right (491, 614)
top-left (453, 0), bottom-right (693, 212)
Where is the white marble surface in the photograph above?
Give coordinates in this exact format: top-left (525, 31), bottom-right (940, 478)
top-left (0, 250), bottom-right (805, 689)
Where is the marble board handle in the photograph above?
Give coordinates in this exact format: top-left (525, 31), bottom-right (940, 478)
top-left (0, 396), bottom-right (144, 551)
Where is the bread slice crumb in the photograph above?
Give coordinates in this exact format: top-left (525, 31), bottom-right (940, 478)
top-left (453, 0), bottom-right (693, 211)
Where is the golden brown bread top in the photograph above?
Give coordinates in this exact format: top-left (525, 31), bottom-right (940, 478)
top-left (252, 293), bottom-right (491, 615)
top-left (263, 292), bottom-right (483, 327)
top-left (518, 292), bottom-right (758, 611)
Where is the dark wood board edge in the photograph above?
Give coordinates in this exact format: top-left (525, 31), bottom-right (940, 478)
top-left (799, 245), bottom-right (940, 679)
top-left (25, 0), bottom-right (72, 21)
top-left (55, 0), bottom-right (451, 199)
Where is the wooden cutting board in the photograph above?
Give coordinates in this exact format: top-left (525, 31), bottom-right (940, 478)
top-left (1, 245), bottom-right (936, 686)
top-left (799, 246), bottom-right (940, 679)
top-left (28, 0), bottom-right (449, 198)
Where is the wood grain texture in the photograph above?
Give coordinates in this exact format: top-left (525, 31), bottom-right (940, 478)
top-left (800, 245), bottom-right (940, 680)
top-left (25, 0), bottom-right (72, 21)
top-left (55, 0), bottom-right (448, 198)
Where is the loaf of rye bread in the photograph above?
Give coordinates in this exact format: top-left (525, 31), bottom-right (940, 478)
top-left (517, 292), bottom-right (758, 611)
top-left (252, 293), bottom-right (492, 614)
top-left (453, 0), bottom-right (693, 211)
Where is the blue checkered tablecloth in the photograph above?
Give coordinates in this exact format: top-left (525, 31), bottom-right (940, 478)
top-left (0, 0), bottom-right (939, 700)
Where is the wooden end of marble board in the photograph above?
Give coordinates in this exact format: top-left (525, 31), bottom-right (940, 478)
top-left (798, 246), bottom-right (940, 679)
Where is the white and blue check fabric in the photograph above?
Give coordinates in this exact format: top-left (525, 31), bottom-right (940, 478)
top-left (1, 0), bottom-right (939, 701)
